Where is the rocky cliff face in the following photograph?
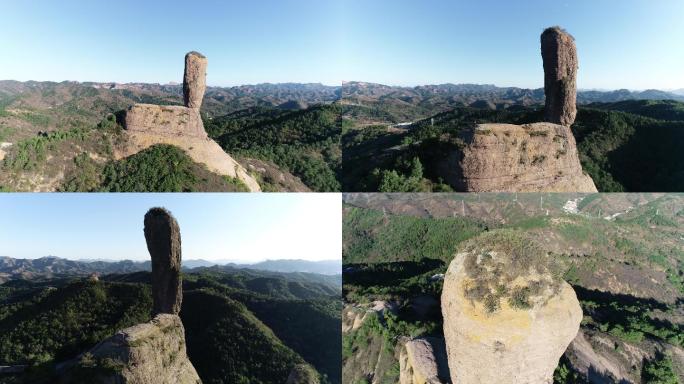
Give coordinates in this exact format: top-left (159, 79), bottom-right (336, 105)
top-left (441, 231), bottom-right (582, 384)
top-left (120, 52), bottom-right (260, 192)
top-left (60, 314), bottom-right (201, 384)
top-left (399, 337), bottom-right (450, 384)
top-left (441, 122), bottom-right (597, 192)
top-left (542, 27), bottom-right (578, 126)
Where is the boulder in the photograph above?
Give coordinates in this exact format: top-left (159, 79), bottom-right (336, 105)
top-left (399, 337), bottom-right (450, 384)
top-left (144, 207), bottom-right (182, 315)
top-left (441, 231), bottom-right (582, 384)
top-left (183, 51), bottom-right (207, 109)
top-left (59, 314), bottom-right (201, 384)
top-left (541, 27), bottom-right (578, 126)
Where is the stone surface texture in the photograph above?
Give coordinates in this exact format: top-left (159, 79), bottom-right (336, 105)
top-left (124, 104), bottom-right (207, 139)
top-left (542, 27), bottom-right (578, 126)
top-left (183, 51), bottom-right (208, 109)
top-left (441, 122), bottom-right (596, 192)
top-left (399, 337), bottom-right (450, 384)
top-left (144, 207), bottom-right (182, 315)
top-left (62, 314), bottom-right (201, 384)
top-left (441, 246), bottom-right (582, 384)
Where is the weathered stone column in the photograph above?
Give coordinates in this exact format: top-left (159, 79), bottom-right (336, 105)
top-left (183, 51), bottom-right (207, 109)
top-left (541, 27), bottom-right (578, 126)
top-left (144, 207), bottom-right (182, 315)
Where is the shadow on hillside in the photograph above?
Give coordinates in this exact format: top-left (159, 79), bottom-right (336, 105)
top-left (572, 285), bottom-right (679, 340)
top-left (343, 259), bottom-right (444, 288)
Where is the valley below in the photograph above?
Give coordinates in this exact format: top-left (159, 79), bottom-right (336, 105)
top-left (0, 263), bottom-right (342, 384)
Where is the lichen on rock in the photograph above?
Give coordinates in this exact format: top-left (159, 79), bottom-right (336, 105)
top-left (441, 230), bottom-right (582, 384)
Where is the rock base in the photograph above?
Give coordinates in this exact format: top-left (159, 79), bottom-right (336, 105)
top-left (124, 104), bottom-right (207, 139)
top-left (59, 314), bottom-right (201, 384)
top-left (441, 122), bottom-right (596, 192)
top-left (119, 103), bottom-right (261, 191)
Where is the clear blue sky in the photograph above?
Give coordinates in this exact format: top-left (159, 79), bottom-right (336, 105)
top-left (0, 193), bottom-right (341, 262)
top-left (1, 0), bottom-right (682, 89)
top-left (339, 0), bottom-right (684, 89)
top-left (0, 0), bottom-right (345, 86)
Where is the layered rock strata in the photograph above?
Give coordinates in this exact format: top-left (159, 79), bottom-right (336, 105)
top-left (120, 52), bottom-right (260, 192)
top-left (442, 122), bottom-right (596, 192)
top-left (542, 27), bottom-right (578, 126)
top-left (441, 231), bottom-right (582, 384)
top-left (60, 314), bottom-right (201, 384)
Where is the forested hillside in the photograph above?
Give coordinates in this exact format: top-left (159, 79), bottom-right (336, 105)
top-left (342, 100), bottom-right (684, 192)
top-left (0, 269), bottom-right (342, 384)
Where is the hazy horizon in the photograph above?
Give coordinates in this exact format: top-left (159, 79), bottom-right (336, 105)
top-left (0, 194), bottom-right (342, 262)
top-left (2, 1), bottom-right (682, 89)
top-left (3, 78), bottom-right (682, 94)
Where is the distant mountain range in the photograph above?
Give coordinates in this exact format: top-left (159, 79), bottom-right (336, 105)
top-left (0, 256), bottom-right (341, 282)
top-left (342, 81), bottom-right (684, 109)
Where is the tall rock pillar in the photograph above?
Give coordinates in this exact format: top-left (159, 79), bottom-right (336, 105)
top-left (183, 51), bottom-right (208, 109)
top-left (541, 27), bottom-right (578, 126)
top-left (144, 207), bottom-right (182, 315)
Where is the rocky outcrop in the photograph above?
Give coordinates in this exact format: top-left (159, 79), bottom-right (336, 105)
top-left (399, 337), bottom-right (450, 384)
top-left (60, 314), bottom-right (201, 384)
top-left (183, 52), bottom-right (207, 109)
top-left (342, 301), bottom-right (397, 333)
top-left (120, 52), bottom-right (260, 192)
top-left (441, 122), bottom-right (597, 192)
top-left (441, 231), bottom-right (582, 384)
top-left (542, 27), bottom-right (578, 126)
top-left (286, 364), bottom-right (320, 384)
top-left (57, 208), bottom-right (201, 384)
top-left (439, 26), bottom-right (594, 192)
top-left (124, 104), bottom-right (207, 138)
top-left (144, 207), bottom-right (182, 315)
